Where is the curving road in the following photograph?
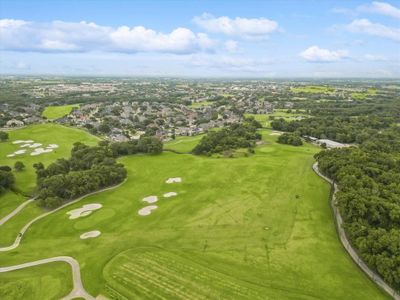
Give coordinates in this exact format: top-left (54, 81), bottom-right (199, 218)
top-left (0, 256), bottom-right (95, 300)
top-left (0, 198), bottom-right (35, 226)
top-left (313, 162), bottom-right (400, 300)
top-left (0, 180), bottom-right (126, 252)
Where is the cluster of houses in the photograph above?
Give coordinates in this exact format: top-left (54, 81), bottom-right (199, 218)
top-left (56, 101), bottom-right (241, 142)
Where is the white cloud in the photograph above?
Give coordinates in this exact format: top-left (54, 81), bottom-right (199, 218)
top-left (193, 13), bottom-right (278, 38)
top-left (346, 18), bottom-right (400, 41)
top-left (224, 40), bottom-right (238, 52)
top-left (300, 46), bottom-right (349, 62)
top-left (364, 54), bottom-right (387, 61)
top-left (359, 1), bottom-right (400, 19)
top-left (0, 19), bottom-right (215, 53)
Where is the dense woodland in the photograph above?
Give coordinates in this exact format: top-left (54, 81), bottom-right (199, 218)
top-left (35, 137), bottom-right (162, 208)
top-left (271, 116), bottom-right (396, 143)
top-left (315, 127), bottom-right (400, 291)
top-left (277, 132), bottom-right (303, 146)
top-left (0, 166), bottom-right (15, 194)
top-left (192, 118), bottom-right (261, 155)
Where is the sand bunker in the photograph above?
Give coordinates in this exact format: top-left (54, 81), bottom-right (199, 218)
top-left (80, 230), bottom-right (101, 239)
top-left (12, 140), bottom-right (34, 144)
top-left (166, 177), bottom-right (182, 184)
top-left (29, 143), bottom-right (42, 148)
top-left (138, 205), bottom-right (158, 216)
top-left (143, 196), bottom-right (158, 204)
top-left (46, 144), bottom-right (59, 149)
top-left (20, 143), bottom-right (32, 148)
top-left (31, 148), bottom-right (54, 156)
top-left (67, 203), bottom-right (102, 220)
top-left (6, 154), bottom-right (15, 157)
top-left (163, 192), bottom-right (177, 198)
top-left (14, 150), bottom-right (26, 155)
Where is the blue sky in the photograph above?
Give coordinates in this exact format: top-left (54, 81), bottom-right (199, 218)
top-left (0, 0), bottom-right (399, 77)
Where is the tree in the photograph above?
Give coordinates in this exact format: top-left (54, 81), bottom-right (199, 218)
top-left (14, 161), bottom-right (25, 172)
top-left (0, 131), bottom-right (8, 141)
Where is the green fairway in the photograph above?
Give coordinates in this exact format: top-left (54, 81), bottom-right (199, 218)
top-left (164, 134), bottom-right (204, 153)
top-left (246, 110), bottom-right (309, 128)
top-left (0, 262), bottom-right (72, 300)
top-left (0, 123), bottom-right (100, 194)
top-left (290, 86), bottom-right (335, 94)
top-left (0, 129), bottom-right (388, 299)
top-left (42, 104), bottom-right (79, 120)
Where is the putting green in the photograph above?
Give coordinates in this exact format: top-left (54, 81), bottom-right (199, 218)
top-left (42, 104), bottom-right (79, 120)
top-left (0, 129), bottom-right (389, 299)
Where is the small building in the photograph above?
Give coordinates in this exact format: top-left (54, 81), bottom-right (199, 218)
top-left (6, 119), bottom-right (24, 127)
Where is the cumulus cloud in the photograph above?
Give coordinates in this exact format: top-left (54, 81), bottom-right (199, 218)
top-left (346, 18), bottom-right (400, 41)
top-left (300, 46), bottom-right (349, 62)
top-left (359, 1), bottom-right (400, 19)
top-left (224, 40), bottom-right (238, 52)
top-left (0, 19), bottom-right (215, 53)
top-left (193, 13), bottom-right (278, 38)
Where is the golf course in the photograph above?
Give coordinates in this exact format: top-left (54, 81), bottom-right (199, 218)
top-left (0, 124), bottom-right (389, 299)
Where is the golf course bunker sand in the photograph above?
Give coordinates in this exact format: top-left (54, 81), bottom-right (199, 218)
top-left (80, 230), bottom-right (101, 239)
top-left (12, 140), bottom-right (34, 144)
top-left (163, 192), bottom-right (177, 198)
top-left (166, 177), bottom-right (182, 184)
top-left (46, 144), bottom-right (59, 149)
top-left (138, 205), bottom-right (158, 216)
top-left (67, 203), bottom-right (102, 220)
top-left (31, 148), bottom-right (54, 156)
top-left (142, 196), bottom-right (158, 203)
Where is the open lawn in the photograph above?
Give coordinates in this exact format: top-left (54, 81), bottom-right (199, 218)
top-left (42, 104), bottom-right (79, 120)
top-left (290, 86), bottom-right (335, 94)
top-left (164, 134), bottom-right (204, 153)
top-left (0, 127), bottom-right (388, 299)
top-left (0, 123), bottom-right (100, 194)
top-left (246, 110), bottom-right (309, 128)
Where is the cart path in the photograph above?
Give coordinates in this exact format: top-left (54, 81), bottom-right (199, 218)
top-left (0, 180), bottom-right (126, 252)
top-left (0, 198), bottom-right (35, 226)
top-left (0, 255), bottom-right (95, 300)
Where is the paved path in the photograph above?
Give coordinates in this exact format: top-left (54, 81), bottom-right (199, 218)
top-left (0, 198), bottom-right (35, 226)
top-left (0, 180), bottom-right (126, 252)
top-left (0, 256), bottom-right (95, 300)
top-left (313, 162), bottom-right (399, 300)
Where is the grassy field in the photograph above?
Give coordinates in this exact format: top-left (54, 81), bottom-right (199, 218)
top-left (42, 104), bottom-right (79, 120)
top-left (0, 126), bottom-right (388, 300)
top-left (290, 86), bottom-right (335, 94)
top-left (164, 134), bottom-right (204, 153)
top-left (351, 88), bottom-right (378, 100)
top-left (246, 109), bottom-right (309, 128)
top-left (0, 123), bottom-right (100, 194)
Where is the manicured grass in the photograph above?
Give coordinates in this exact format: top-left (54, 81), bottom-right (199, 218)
top-left (291, 86), bottom-right (335, 94)
top-left (0, 262), bottom-right (72, 300)
top-left (164, 134), bottom-right (204, 153)
top-left (0, 124), bottom-right (100, 194)
top-left (351, 89), bottom-right (377, 100)
top-left (0, 191), bottom-right (27, 217)
top-left (246, 110), bottom-right (309, 128)
top-left (0, 129), bottom-right (388, 299)
top-left (42, 104), bottom-right (79, 120)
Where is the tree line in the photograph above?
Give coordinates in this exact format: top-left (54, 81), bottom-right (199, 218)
top-left (315, 126), bottom-right (400, 291)
top-left (34, 137), bottom-right (162, 209)
top-left (192, 118), bottom-right (262, 156)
